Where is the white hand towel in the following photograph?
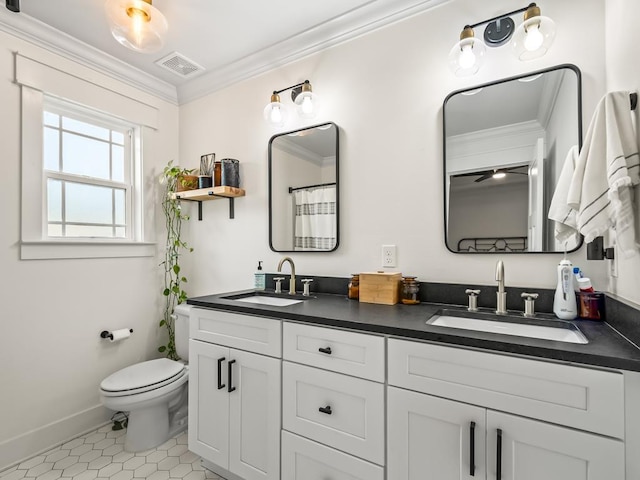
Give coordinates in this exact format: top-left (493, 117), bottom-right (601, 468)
top-left (548, 144), bottom-right (579, 244)
top-left (566, 91), bottom-right (640, 257)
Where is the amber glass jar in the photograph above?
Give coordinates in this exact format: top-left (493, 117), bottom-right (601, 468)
top-left (348, 274), bottom-right (360, 300)
top-left (401, 276), bottom-right (420, 305)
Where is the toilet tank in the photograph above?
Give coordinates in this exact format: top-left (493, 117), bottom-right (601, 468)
top-left (173, 304), bottom-right (191, 361)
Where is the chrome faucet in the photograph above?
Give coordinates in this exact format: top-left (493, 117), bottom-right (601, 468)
top-left (495, 260), bottom-right (507, 315)
top-left (277, 256), bottom-right (296, 295)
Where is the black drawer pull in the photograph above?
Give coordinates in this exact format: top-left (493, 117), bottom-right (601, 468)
top-left (318, 347), bottom-right (332, 355)
top-left (470, 421), bottom-right (476, 476)
top-left (217, 357), bottom-right (226, 390)
top-left (496, 428), bottom-right (502, 480)
top-left (228, 359), bottom-right (236, 393)
top-left (318, 405), bottom-right (332, 415)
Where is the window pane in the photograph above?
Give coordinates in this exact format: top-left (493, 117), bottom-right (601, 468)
top-left (112, 131), bottom-right (125, 145)
top-left (115, 227), bottom-right (125, 237)
top-left (62, 116), bottom-right (109, 140)
top-left (43, 127), bottom-right (60, 172)
top-left (65, 182), bottom-right (113, 224)
top-left (47, 179), bottom-right (62, 222)
top-left (62, 132), bottom-right (110, 179)
top-left (44, 111), bottom-right (59, 127)
top-left (112, 145), bottom-right (124, 182)
top-left (48, 224), bottom-right (63, 237)
top-left (66, 225), bottom-right (114, 237)
top-left (114, 189), bottom-right (125, 224)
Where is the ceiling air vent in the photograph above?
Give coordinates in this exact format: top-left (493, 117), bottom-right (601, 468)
top-left (155, 52), bottom-right (205, 78)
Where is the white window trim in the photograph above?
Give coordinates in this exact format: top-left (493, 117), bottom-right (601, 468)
top-left (20, 86), bottom-right (155, 260)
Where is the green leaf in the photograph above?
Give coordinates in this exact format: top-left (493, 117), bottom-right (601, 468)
top-left (163, 288), bottom-right (170, 296)
top-left (173, 265), bottom-right (180, 274)
top-left (159, 320), bottom-right (166, 327)
top-left (158, 346), bottom-right (167, 353)
top-left (181, 277), bottom-right (188, 282)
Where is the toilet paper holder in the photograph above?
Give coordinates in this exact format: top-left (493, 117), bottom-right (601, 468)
top-left (100, 329), bottom-right (133, 340)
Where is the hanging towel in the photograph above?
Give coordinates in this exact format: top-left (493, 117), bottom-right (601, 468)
top-left (548, 144), bottom-right (579, 244)
top-left (566, 91), bottom-right (640, 257)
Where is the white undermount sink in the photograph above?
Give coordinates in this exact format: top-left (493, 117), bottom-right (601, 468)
top-left (427, 312), bottom-right (588, 344)
top-left (226, 295), bottom-right (304, 307)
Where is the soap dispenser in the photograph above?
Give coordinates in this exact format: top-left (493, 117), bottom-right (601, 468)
top-left (553, 259), bottom-right (577, 319)
top-left (254, 261), bottom-right (265, 290)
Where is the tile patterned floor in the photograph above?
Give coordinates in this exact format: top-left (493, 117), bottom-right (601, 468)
top-left (1, 426), bottom-right (224, 480)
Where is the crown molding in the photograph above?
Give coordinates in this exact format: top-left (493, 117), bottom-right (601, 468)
top-left (177, 0), bottom-right (450, 104)
top-left (0, 9), bottom-right (178, 105)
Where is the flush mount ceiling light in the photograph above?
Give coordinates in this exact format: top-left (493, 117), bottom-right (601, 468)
top-left (449, 3), bottom-right (556, 77)
top-left (105, 0), bottom-right (168, 54)
top-left (264, 80), bottom-right (320, 127)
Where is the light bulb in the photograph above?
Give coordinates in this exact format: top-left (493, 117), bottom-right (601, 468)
top-left (458, 44), bottom-right (476, 69)
top-left (493, 171), bottom-right (506, 179)
top-left (301, 96), bottom-right (313, 115)
top-left (270, 106), bottom-right (282, 124)
top-left (524, 25), bottom-right (544, 52)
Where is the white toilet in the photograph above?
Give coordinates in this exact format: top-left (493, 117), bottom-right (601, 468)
top-left (99, 304), bottom-right (191, 452)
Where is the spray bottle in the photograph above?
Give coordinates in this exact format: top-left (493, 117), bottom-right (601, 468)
top-left (553, 257), bottom-right (578, 319)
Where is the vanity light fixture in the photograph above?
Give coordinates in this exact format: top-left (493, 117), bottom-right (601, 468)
top-left (449, 3), bottom-right (556, 77)
top-left (264, 80), bottom-right (319, 127)
top-left (105, 0), bottom-right (168, 54)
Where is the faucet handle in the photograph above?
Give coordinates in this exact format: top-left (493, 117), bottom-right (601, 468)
top-left (302, 278), bottom-right (314, 296)
top-left (274, 277), bottom-right (285, 294)
top-left (465, 289), bottom-right (481, 312)
top-left (521, 292), bottom-right (539, 317)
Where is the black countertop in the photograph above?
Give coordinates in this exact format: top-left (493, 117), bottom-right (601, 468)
top-left (187, 289), bottom-right (640, 372)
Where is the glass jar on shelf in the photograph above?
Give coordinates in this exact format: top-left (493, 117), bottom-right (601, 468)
top-left (348, 274), bottom-right (360, 300)
top-left (401, 276), bottom-right (420, 305)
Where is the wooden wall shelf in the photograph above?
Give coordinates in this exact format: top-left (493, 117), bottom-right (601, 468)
top-left (170, 186), bottom-right (245, 220)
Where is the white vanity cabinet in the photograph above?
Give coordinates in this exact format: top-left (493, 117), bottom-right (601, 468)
top-left (188, 309), bottom-right (281, 480)
top-left (281, 322), bottom-right (385, 480)
top-left (387, 338), bottom-right (626, 480)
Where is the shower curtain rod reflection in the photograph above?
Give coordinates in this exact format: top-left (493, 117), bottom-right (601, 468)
top-left (288, 182), bottom-right (336, 194)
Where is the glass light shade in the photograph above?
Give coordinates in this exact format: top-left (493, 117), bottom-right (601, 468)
top-left (448, 37), bottom-right (486, 77)
top-left (263, 101), bottom-right (289, 127)
top-left (512, 15), bottom-right (556, 61)
top-left (294, 91), bottom-right (320, 119)
top-left (105, 0), bottom-right (168, 53)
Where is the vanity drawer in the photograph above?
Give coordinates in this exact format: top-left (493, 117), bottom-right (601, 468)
top-left (281, 431), bottom-right (384, 480)
top-left (282, 362), bottom-right (384, 465)
top-left (283, 322), bottom-right (385, 381)
top-left (190, 308), bottom-right (281, 357)
top-left (388, 339), bottom-right (624, 439)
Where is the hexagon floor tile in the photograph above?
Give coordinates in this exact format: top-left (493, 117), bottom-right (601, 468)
top-left (0, 429), bottom-right (224, 480)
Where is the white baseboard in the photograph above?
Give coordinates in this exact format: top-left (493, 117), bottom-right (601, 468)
top-left (0, 404), bottom-right (111, 472)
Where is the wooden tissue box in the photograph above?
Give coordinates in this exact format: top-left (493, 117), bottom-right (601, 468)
top-left (359, 272), bottom-right (402, 305)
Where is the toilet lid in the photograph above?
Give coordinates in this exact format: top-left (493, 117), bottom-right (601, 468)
top-left (100, 358), bottom-right (186, 393)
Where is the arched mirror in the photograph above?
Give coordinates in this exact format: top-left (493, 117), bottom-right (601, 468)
top-left (443, 64), bottom-right (582, 253)
top-left (269, 122), bottom-right (339, 252)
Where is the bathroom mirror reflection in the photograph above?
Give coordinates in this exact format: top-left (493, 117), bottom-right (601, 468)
top-left (269, 122), bottom-right (339, 252)
top-left (443, 64), bottom-right (583, 253)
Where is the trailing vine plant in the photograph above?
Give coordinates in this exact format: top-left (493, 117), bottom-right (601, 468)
top-left (158, 161), bottom-right (194, 360)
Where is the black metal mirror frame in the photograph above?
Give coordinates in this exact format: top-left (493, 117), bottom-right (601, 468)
top-left (442, 64), bottom-right (583, 254)
top-left (268, 121), bottom-right (340, 253)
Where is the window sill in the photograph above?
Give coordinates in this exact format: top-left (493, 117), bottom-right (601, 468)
top-left (20, 241), bottom-right (156, 260)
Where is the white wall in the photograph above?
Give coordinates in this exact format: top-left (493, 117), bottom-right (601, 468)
top-left (605, 0), bottom-right (640, 304)
top-left (0, 33), bottom-right (179, 469)
top-left (179, 0), bottom-right (608, 296)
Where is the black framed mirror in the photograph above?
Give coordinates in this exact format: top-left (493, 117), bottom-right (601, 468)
top-left (443, 64), bottom-right (583, 253)
top-left (269, 122), bottom-right (339, 252)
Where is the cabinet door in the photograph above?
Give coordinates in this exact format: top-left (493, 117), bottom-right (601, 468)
top-left (228, 349), bottom-right (281, 480)
top-left (486, 411), bottom-right (625, 480)
top-left (388, 387), bottom-right (486, 480)
top-left (188, 340), bottom-right (230, 469)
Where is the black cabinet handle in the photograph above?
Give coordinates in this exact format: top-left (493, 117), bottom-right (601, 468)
top-left (228, 359), bottom-right (236, 393)
top-left (217, 357), bottom-right (226, 390)
top-left (318, 347), bottom-right (332, 355)
top-left (496, 428), bottom-right (502, 480)
top-left (318, 405), bottom-right (332, 415)
top-left (470, 421), bottom-right (476, 476)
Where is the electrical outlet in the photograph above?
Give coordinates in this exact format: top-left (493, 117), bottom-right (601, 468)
top-left (382, 245), bottom-right (397, 267)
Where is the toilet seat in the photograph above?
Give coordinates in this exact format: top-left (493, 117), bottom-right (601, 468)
top-left (100, 358), bottom-right (186, 397)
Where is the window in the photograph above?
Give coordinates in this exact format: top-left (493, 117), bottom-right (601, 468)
top-left (43, 100), bottom-right (134, 239)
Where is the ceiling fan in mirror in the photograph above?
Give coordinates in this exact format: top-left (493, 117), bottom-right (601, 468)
top-left (455, 166), bottom-right (529, 183)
